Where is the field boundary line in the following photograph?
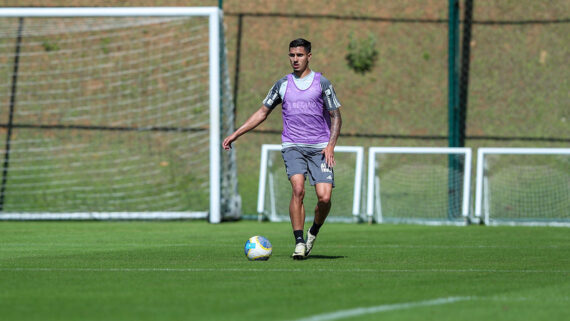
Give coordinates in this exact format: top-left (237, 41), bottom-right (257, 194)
top-left (292, 296), bottom-right (471, 321)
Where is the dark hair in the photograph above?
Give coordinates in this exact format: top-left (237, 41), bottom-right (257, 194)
top-left (289, 38), bottom-right (311, 53)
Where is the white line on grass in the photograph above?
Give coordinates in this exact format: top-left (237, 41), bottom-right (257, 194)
top-left (293, 296), bottom-right (471, 321)
top-left (1, 267), bottom-right (568, 274)
top-left (2, 243), bottom-right (566, 249)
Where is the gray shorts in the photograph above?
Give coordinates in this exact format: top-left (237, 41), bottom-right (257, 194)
top-left (281, 146), bottom-right (334, 187)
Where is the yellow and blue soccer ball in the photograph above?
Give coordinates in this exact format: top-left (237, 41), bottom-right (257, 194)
top-left (244, 236), bottom-right (272, 261)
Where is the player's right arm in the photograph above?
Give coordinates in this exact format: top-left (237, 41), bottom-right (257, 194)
top-left (222, 105), bottom-right (273, 150)
top-left (223, 78), bottom-right (285, 150)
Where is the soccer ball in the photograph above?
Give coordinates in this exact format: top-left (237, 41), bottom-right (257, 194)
top-left (244, 236), bottom-right (272, 261)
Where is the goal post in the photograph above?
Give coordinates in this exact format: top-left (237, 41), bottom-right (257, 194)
top-left (257, 144), bottom-right (365, 223)
top-left (367, 147), bottom-right (472, 225)
top-left (0, 7), bottom-right (240, 223)
top-left (474, 148), bottom-right (570, 226)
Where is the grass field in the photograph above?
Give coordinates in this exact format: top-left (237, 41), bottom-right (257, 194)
top-left (1, 221), bottom-right (568, 321)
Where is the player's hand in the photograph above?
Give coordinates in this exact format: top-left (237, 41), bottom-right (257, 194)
top-left (222, 135), bottom-right (235, 150)
top-left (322, 145), bottom-right (336, 168)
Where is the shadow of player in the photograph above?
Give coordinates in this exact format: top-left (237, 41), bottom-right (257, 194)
top-left (307, 255), bottom-right (346, 260)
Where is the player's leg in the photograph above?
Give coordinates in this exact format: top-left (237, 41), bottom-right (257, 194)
top-left (289, 173), bottom-right (307, 259)
top-left (289, 173), bottom-right (306, 233)
top-left (306, 182), bottom-right (332, 256)
top-left (305, 147), bottom-right (335, 256)
top-left (314, 182), bottom-right (333, 224)
top-left (281, 146), bottom-right (309, 259)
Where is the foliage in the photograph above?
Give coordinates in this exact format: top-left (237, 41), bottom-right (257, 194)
top-left (345, 32), bottom-right (378, 74)
top-left (42, 40), bottom-right (59, 52)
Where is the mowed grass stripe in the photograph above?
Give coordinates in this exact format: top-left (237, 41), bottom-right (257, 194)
top-left (1, 267), bottom-right (568, 274)
top-left (2, 243), bottom-right (567, 249)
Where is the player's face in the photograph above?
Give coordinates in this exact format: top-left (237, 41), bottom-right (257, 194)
top-left (288, 46), bottom-right (311, 74)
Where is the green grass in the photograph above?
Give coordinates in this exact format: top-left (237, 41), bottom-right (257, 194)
top-left (1, 221), bottom-right (568, 321)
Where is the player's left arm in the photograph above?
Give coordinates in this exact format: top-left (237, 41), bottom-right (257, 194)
top-left (323, 108), bottom-right (342, 168)
top-left (320, 76), bottom-right (342, 168)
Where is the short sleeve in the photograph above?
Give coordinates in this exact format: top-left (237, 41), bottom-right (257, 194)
top-left (320, 76), bottom-right (341, 110)
top-left (263, 76), bottom-right (287, 109)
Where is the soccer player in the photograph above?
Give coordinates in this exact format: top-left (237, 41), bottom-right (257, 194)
top-left (222, 38), bottom-right (342, 260)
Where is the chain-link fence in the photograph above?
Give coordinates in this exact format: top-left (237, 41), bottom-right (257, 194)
top-left (3, 1), bottom-right (568, 216)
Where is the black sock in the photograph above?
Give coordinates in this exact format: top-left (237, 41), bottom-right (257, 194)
top-left (309, 222), bottom-right (323, 236)
top-left (293, 230), bottom-right (304, 244)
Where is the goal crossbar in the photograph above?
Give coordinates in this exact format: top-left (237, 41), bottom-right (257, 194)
top-left (0, 7), bottom-right (220, 17)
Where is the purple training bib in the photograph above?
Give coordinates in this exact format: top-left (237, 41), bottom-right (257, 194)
top-left (281, 72), bottom-right (331, 144)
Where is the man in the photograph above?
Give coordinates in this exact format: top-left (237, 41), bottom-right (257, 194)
top-left (222, 38), bottom-right (342, 260)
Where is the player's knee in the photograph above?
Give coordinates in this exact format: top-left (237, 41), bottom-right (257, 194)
top-left (292, 186), bottom-right (305, 200)
top-left (317, 193), bottom-right (331, 204)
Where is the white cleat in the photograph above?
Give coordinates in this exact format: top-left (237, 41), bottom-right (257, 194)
top-left (306, 230), bottom-right (317, 256)
top-left (291, 242), bottom-right (307, 260)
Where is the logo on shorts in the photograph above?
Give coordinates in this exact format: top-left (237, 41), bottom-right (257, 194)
top-left (320, 163), bottom-right (332, 173)
top-left (326, 175), bottom-right (332, 180)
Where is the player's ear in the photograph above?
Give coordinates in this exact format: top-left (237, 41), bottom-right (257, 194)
top-left (307, 52), bottom-right (312, 61)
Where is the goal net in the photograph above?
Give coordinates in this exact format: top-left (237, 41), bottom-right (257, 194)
top-left (367, 147), bottom-right (472, 225)
top-left (257, 144), bottom-right (365, 223)
top-left (475, 148), bottom-right (570, 226)
top-left (0, 8), bottom-right (240, 222)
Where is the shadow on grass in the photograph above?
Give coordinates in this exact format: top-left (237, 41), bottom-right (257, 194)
top-left (307, 255), bottom-right (346, 260)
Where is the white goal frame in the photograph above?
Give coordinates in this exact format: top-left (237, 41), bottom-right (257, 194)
top-left (474, 147), bottom-right (570, 226)
top-left (367, 147), bottom-right (472, 225)
top-left (257, 144), bottom-right (365, 222)
top-left (0, 7), bottom-right (226, 223)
